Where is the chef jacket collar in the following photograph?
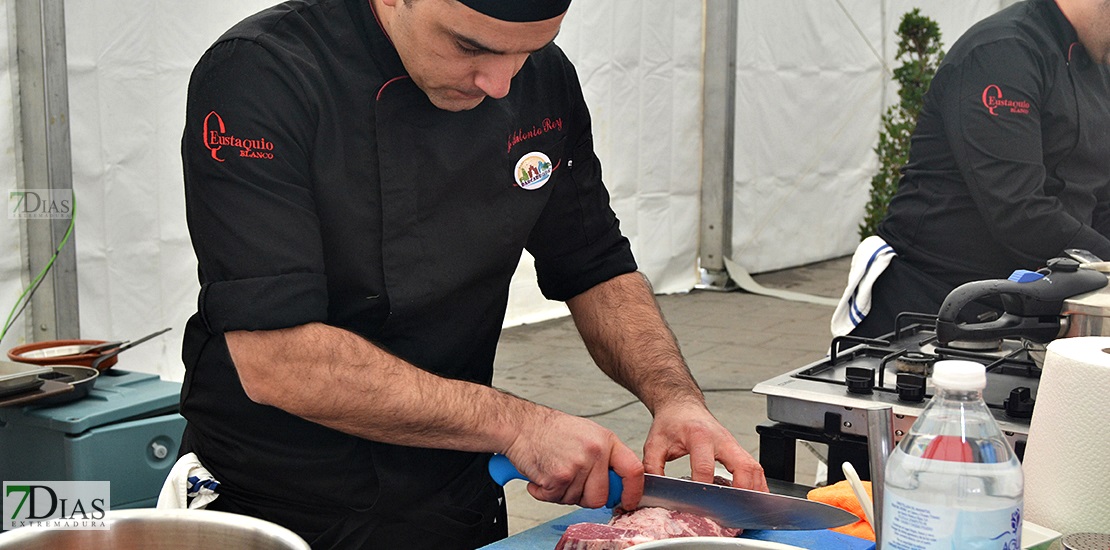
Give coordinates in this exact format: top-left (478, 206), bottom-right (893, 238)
top-left (362, 0), bottom-right (408, 79)
top-left (1044, 0), bottom-right (1083, 60)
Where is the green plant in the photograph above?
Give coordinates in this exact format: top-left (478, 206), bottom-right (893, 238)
top-left (859, 9), bottom-right (945, 239)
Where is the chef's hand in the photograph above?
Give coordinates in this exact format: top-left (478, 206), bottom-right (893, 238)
top-left (504, 407), bottom-right (645, 509)
top-left (643, 400), bottom-right (768, 492)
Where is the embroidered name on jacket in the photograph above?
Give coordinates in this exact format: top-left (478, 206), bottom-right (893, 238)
top-left (507, 117), bottom-right (563, 153)
top-left (981, 85), bottom-right (1031, 116)
top-left (203, 111), bottom-right (275, 161)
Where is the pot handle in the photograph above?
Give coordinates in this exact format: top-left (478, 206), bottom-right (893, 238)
top-left (936, 259), bottom-right (1107, 345)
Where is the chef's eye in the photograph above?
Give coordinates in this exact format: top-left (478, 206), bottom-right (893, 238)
top-left (457, 42), bottom-right (482, 56)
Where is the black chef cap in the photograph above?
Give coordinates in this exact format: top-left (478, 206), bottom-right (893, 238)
top-left (456, 0), bottom-right (571, 22)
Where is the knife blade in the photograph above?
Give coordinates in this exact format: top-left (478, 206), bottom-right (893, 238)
top-left (488, 454), bottom-right (857, 531)
top-left (636, 473), bottom-right (857, 531)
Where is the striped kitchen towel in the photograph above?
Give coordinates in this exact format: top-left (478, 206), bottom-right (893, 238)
top-left (156, 452), bottom-right (220, 510)
top-left (831, 236), bottom-right (896, 336)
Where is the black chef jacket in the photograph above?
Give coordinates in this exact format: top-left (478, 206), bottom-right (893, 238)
top-left (179, 0), bottom-right (636, 547)
top-left (878, 0), bottom-right (1110, 291)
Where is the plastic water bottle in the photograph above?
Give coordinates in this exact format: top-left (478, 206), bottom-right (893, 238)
top-left (880, 360), bottom-right (1023, 549)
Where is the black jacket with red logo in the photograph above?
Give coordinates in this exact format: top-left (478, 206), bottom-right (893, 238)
top-left (179, 0), bottom-right (634, 546)
top-left (878, 0), bottom-right (1110, 288)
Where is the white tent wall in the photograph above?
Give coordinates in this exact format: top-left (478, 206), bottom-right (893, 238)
top-left (0, 1), bottom-right (1020, 380)
top-left (730, 0), bottom-right (1009, 274)
top-left (506, 1), bottom-right (705, 325)
top-left (59, 1), bottom-right (283, 379)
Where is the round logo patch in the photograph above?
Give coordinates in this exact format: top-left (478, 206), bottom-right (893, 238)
top-left (514, 151), bottom-right (553, 190)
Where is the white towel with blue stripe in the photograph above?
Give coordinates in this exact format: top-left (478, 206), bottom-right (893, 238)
top-left (831, 235), bottom-right (897, 336)
top-left (156, 452), bottom-right (221, 510)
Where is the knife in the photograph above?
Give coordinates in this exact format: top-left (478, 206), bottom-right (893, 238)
top-left (488, 454), bottom-right (857, 531)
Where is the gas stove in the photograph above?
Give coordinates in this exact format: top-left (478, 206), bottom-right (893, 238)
top-left (752, 314), bottom-right (1040, 483)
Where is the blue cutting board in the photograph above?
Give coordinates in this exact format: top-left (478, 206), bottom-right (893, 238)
top-left (482, 507), bottom-right (875, 549)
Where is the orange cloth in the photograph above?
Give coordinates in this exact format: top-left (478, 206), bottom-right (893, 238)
top-left (807, 480), bottom-right (876, 541)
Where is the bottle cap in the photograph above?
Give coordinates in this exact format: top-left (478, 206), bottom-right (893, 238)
top-left (931, 360), bottom-right (986, 391)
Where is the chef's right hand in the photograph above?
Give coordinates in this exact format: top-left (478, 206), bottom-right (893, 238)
top-left (504, 407), bottom-right (644, 510)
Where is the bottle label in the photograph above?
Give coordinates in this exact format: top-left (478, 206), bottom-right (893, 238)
top-left (882, 490), bottom-right (1021, 549)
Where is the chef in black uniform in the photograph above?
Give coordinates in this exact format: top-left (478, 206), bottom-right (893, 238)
top-left (851, 0), bottom-right (1110, 338)
top-left (178, 0), bottom-right (766, 548)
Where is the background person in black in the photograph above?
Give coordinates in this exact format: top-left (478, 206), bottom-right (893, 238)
top-left (850, 0), bottom-right (1110, 339)
top-left (179, 0), bottom-right (766, 548)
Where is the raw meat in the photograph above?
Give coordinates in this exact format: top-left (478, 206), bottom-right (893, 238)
top-left (610, 507), bottom-right (740, 539)
top-left (555, 507), bottom-right (741, 550)
top-left (554, 523), bottom-right (653, 550)
top-left (554, 475), bottom-right (742, 550)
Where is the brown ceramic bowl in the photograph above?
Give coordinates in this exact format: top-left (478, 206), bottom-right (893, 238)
top-left (7, 339), bottom-right (120, 371)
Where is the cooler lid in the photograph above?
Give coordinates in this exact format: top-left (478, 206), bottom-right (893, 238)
top-left (0, 369), bottom-right (181, 434)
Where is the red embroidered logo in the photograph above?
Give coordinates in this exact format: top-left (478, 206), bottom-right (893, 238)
top-left (507, 117), bottom-right (564, 154)
top-left (981, 85), bottom-right (1030, 116)
top-left (203, 111), bottom-right (275, 161)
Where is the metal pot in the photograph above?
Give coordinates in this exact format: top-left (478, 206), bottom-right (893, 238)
top-left (0, 509), bottom-right (310, 550)
top-left (1059, 281), bottom-right (1110, 338)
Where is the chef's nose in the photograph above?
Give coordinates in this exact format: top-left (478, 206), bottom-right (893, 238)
top-left (474, 54), bottom-right (527, 99)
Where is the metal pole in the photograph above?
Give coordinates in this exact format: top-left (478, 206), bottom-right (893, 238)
top-left (865, 405), bottom-right (894, 547)
top-left (880, 0), bottom-right (889, 107)
top-left (696, 0), bottom-right (737, 291)
top-left (15, 0), bottom-right (79, 341)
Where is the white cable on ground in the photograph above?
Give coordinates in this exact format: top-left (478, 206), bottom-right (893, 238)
top-left (724, 256), bottom-right (839, 307)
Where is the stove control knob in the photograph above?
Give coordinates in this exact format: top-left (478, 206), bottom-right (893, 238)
top-left (1004, 387), bottom-right (1036, 418)
top-left (896, 373), bottom-right (926, 402)
top-left (845, 366), bottom-right (875, 395)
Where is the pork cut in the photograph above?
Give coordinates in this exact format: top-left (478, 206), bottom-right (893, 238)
top-left (554, 523), bottom-right (653, 550)
top-left (555, 507), bottom-right (741, 550)
top-left (554, 475), bottom-right (742, 550)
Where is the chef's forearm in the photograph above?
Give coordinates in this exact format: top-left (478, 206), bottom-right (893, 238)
top-left (567, 272), bottom-right (705, 414)
top-left (226, 322), bottom-right (533, 452)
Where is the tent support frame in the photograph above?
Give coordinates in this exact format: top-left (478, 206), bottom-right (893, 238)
top-left (696, 0), bottom-right (738, 291)
top-left (15, 0), bottom-right (79, 341)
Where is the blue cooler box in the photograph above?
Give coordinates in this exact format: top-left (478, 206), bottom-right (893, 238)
top-left (0, 369), bottom-right (185, 510)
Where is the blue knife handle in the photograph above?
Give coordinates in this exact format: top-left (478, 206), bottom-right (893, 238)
top-left (487, 453), bottom-right (623, 509)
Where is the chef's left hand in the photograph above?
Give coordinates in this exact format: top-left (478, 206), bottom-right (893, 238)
top-left (643, 400), bottom-right (768, 492)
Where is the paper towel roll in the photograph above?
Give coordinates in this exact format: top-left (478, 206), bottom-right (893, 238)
top-left (1023, 336), bottom-right (1110, 535)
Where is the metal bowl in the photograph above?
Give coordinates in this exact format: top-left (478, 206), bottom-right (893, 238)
top-left (633, 538), bottom-right (805, 549)
top-left (32, 365), bottom-right (99, 406)
top-left (0, 509), bottom-right (310, 550)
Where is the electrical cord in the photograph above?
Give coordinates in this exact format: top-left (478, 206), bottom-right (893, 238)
top-left (0, 192), bottom-right (77, 345)
top-left (579, 387), bottom-right (755, 419)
